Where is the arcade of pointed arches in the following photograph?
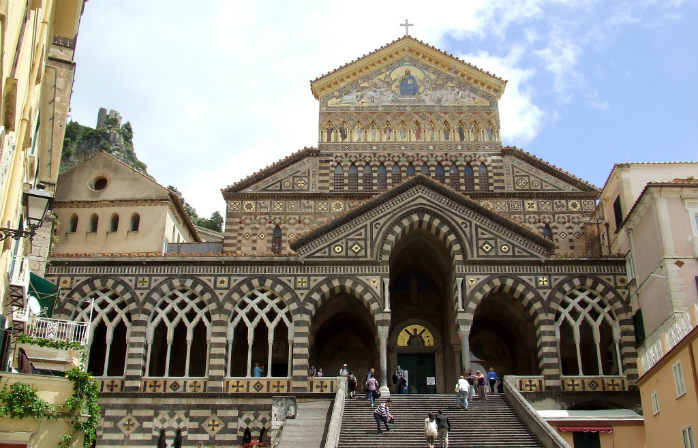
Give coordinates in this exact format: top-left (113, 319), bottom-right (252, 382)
top-left (58, 272), bottom-right (631, 389)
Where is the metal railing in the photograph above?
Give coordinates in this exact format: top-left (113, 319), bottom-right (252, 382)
top-left (23, 317), bottom-right (90, 346)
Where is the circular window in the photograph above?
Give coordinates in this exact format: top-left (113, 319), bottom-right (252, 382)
top-left (93, 177), bottom-right (108, 190)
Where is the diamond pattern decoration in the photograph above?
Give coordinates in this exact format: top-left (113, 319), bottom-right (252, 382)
top-left (202, 413), bottom-right (223, 436)
top-left (253, 381), bottom-right (264, 392)
top-left (350, 242), bottom-right (362, 254)
top-left (169, 380), bottom-right (181, 392)
top-left (118, 414), bottom-right (138, 434)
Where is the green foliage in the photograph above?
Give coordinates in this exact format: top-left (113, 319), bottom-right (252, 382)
top-left (60, 367), bottom-right (100, 448)
top-left (0, 382), bottom-right (56, 419)
top-left (167, 185), bottom-right (223, 232)
top-left (0, 364), bottom-right (100, 447)
top-left (17, 333), bottom-right (84, 351)
top-left (60, 118), bottom-right (148, 175)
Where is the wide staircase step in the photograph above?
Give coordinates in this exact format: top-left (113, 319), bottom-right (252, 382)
top-left (338, 393), bottom-right (542, 447)
top-left (279, 398), bottom-right (332, 448)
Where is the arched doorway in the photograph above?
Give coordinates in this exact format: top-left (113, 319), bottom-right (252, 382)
top-left (309, 292), bottom-right (378, 384)
top-left (469, 290), bottom-right (539, 375)
top-left (388, 229), bottom-right (457, 393)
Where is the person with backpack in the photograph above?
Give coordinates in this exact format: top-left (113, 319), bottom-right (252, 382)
top-left (348, 371), bottom-right (357, 398)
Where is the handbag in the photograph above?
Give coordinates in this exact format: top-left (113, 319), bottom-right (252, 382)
top-left (373, 389), bottom-right (381, 398)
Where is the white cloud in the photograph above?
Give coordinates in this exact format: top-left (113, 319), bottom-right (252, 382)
top-left (69, 0), bottom-right (692, 217)
top-left (459, 47), bottom-right (543, 145)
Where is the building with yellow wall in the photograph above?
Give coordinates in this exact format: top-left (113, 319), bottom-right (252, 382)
top-left (0, 1), bottom-right (85, 446)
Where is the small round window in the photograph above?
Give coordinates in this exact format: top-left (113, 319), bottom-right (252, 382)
top-left (93, 177), bottom-right (108, 190)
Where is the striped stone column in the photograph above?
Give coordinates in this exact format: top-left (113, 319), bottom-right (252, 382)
top-left (124, 316), bottom-right (147, 391)
top-left (207, 315), bottom-right (228, 392)
top-left (291, 315), bottom-right (310, 392)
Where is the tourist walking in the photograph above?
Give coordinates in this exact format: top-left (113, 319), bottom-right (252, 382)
top-left (455, 375), bottom-right (470, 409)
top-left (435, 410), bottom-right (451, 448)
top-left (373, 399), bottom-right (393, 433)
top-left (393, 365), bottom-right (404, 394)
top-left (487, 367), bottom-right (499, 394)
top-left (348, 372), bottom-right (357, 398)
top-left (365, 374), bottom-right (379, 406)
top-left (476, 370), bottom-right (487, 401)
top-left (339, 363), bottom-right (349, 376)
top-left (424, 412), bottom-right (438, 448)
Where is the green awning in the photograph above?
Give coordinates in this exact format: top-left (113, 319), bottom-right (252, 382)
top-left (28, 273), bottom-right (59, 318)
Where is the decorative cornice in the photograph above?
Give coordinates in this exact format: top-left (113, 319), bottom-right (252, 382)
top-left (54, 199), bottom-right (170, 208)
top-left (310, 36), bottom-right (507, 100)
top-left (290, 174), bottom-right (555, 252)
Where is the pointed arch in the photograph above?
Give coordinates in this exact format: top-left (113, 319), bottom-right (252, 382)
top-left (348, 163), bottom-right (358, 191)
top-left (435, 163), bottom-right (445, 183)
top-left (406, 163), bottom-right (416, 177)
top-left (449, 163), bottom-right (460, 190)
top-left (333, 164), bottom-right (344, 190)
top-left (479, 163), bottom-right (489, 190)
top-left (391, 163), bottom-right (402, 185)
top-left (421, 162), bottom-right (430, 176)
top-left (377, 163), bottom-right (387, 190)
top-left (55, 276), bottom-right (139, 379)
top-left (549, 276), bottom-right (636, 381)
top-left (464, 164), bottom-right (474, 191)
top-left (464, 275), bottom-right (556, 380)
top-left (272, 225), bottom-right (283, 255)
top-left (376, 206), bottom-right (468, 264)
top-left (457, 121), bottom-right (466, 141)
top-left (303, 277), bottom-right (385, 327)
top-left (363, 163), bottom-right (373, 191)
top-left (142, 276), bottom-right (219, 378)
top-left (414, 121), bottom-right (422, 141)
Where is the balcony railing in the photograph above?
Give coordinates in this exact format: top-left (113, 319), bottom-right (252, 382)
top-left (638, 307), bottom-right (698, 376)
top-left (23, 317), bottom-right (90, 346)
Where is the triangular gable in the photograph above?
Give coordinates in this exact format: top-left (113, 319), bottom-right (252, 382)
top-left (56, 151), bottom-right (170, 201)
top-left (503, 147), bottom-right (599, 193)
top-left (310, 36), bottom-right (507, 101)
top-left (55, 151), bottom-right (201, 241)
top-left (291, 176), bottom-right (554, 261)
top-left (222, 147), bottom-right (319, 195)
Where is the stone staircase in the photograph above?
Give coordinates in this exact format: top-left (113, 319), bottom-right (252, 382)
top-left (338, 393), bottom-right (542, 447)
top-left (278, 398), bottom-right (333, 447)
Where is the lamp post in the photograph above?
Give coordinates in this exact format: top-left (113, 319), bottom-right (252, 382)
top-left (0, 187), bottom-right (54, 241)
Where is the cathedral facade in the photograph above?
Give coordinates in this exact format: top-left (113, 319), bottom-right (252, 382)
top-left (45, 37), bottom-right (636, 445)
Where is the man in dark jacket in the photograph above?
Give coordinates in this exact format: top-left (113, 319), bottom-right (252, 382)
top-left (435, 410), bottom-right (451, 448)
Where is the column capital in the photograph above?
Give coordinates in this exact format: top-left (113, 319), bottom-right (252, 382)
top-left (457, 325), bottom-right (470, 338)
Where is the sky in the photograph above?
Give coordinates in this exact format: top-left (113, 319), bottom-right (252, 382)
top-left (69, 0), bottom-right (698, 218)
